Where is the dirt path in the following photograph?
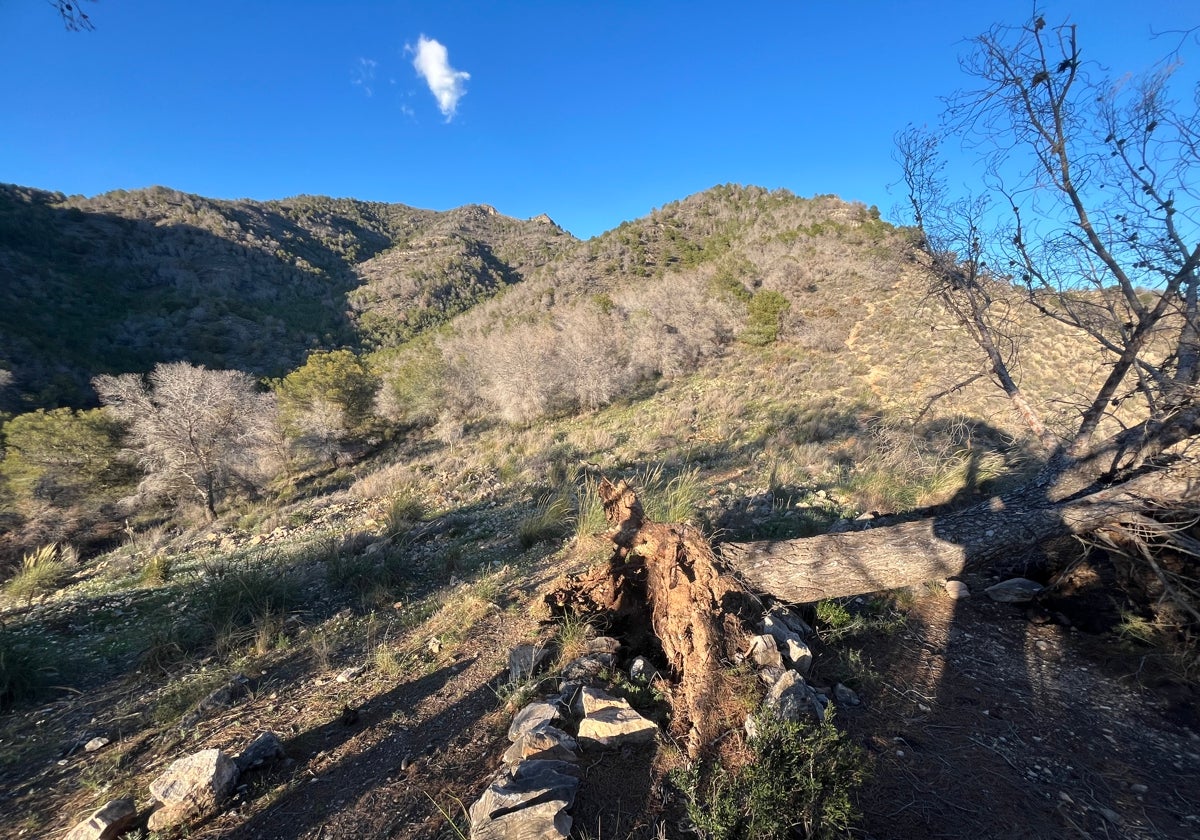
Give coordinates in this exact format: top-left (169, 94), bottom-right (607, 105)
top-left (844, 579), bottom-right (1200, 840)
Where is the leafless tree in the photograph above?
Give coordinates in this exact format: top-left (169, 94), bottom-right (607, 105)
top-left (94, 362), bottom-right (278, 520)
top-left (717, 13), bottom-right (1199, 605)
top-left (52, 0), bottom-right (95, 31)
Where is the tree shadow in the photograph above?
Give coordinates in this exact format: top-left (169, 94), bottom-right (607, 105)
top-left (807, 457), bottom-right (1200, 839)
top-left (218, 658), bottom-right (504, 840)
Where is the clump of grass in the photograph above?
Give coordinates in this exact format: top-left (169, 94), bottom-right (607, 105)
top-left (373, 643), bottom-right (404, 677)
top-left (384, 489), bottom-right (427, 537)
top-left (633, 463), bottom-right (704, 523)
top-left (518, 490), bottom-right (574, 548)
top-left (576, 476), bottom-right (609, 536)
top-left (815, 596), bottom-right (906, 642)
top-left (140, 553), bottom-right (173, 585)
top-left (3, 544), bottom-right (70, 605)
top-left (553, 612), bottom-right (596, 668)
top-left (675, 711), bottom-right (866, 839)
top-left (197, 562), bottom-right (301, 654)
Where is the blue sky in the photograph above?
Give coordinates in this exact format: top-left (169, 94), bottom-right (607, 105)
top-left (1, 1), bottom-right (1194, 238)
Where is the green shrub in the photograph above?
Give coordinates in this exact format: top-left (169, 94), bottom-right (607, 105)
top-left (0, 629), bottom-right (55, 709)
top-left (3, 544), bottom-right (69, 604)
top-left (678, 712), bottom-right (866, 839)
top-left (740, 290), bottom-right (791, 346)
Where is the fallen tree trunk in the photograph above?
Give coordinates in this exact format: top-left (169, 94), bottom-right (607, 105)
top-left (720, 459), bottom-right (1197, 603)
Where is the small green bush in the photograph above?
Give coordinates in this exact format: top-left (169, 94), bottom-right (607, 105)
top-left (678, 712), bottom-right (866, 839)
top-left (0, 629), bottom-right (54, 709)
top-left (740, 290), bottom-right (791, 346)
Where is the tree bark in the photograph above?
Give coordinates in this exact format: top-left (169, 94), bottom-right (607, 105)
top-left (719, 461), bottom-right (1195, 603)
top-left (548, 479), bottom-right (759, 758)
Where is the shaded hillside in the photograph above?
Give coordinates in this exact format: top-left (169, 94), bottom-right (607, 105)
top-left (0, 185), bottom-right (571, 409)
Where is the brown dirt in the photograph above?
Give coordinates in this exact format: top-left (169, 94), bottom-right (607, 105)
top-left (7, 548), bottom-right (1198, 840)
top-left (841, 573), bottom-right (1200, 840)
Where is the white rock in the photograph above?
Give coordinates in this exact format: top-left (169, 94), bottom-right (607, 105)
top-left (747, 634), bottom-right (783, 668)
top-left (782, 638), bottom-right (813, 674)
top-left (84, 736), bottom-right (111, 753)
top-left (508, 701), bottom-right (561, 742)
top-left (944, 580), bottom-right (970, 599)
top-left (147, 749), bottom-right (237, 830)
top-left (64, 798), bottom-right (137, 840)
top-left (985, 578), bottom-right (1043, 603)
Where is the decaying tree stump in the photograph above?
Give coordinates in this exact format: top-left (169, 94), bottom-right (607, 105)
top-left (548, 478), bottom-right (759, 757)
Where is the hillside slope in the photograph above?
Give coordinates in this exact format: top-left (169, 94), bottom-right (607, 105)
top-left (0, 185), bottom-right (572, 409)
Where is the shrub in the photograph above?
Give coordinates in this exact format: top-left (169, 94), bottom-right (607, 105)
top-left (678, 712), bottom-right (866, 839)
top-left (740, 290), bottom-right (791, 346)
top-left (0, 628), bottom-right (54, 709)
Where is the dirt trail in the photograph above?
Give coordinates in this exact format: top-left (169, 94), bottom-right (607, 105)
top-left (846, 579), bottom-right (1199, 840)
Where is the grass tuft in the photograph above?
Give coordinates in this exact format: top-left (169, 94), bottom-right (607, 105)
top-left (518, 490), bottom-right (574, 548)
top-left (3, 544), bottom-right (70, 605)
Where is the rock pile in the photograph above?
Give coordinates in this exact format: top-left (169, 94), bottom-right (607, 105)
top-left (469, 636), bottom-right (661, 840)
top-left (61, 731), bottom-right (286, 839)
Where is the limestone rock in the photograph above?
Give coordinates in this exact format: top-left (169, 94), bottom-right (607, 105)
top-left (628, 656), bottom-right (662, 684)
top-left (503, 724), bottom-right (578, 766)
top-left (147, 748), bottom-right (237, 830)
top-left (84, 736), bottom-right (111, 753)
top-left (747, 634), bottom-right (783, 668)
top-left (985, 578), bottom-right (1043, 603)
top-left (834, 683), bottom-right (860, 706)
top-left (768, 606), bottom-right (813, 637)
top-left (577, 689), bottom-right (658, 748)
top-left (579, 686), bottom-right (626, 715)
top-left (508, 644), bottom-right (551, 684)
top-left (234, 731), bottom-right (286, 773)
top-left (560, 652), bottom-right (615, 682)
top-left (585, 636), bottom-right (621, 655)
top-left (508, 701), bottom-right (561, 742)
top-left (764, 670), bottom-right (824, 723)
top-left (469, 759), bottom-right (580, 840)
top-left (944, 580), bottom-right (970, 599)
top-left (761, 615), bottom-right (807, 658)
top-left (64, 798), bottom-right (137, 840)
top-left (781, 637), bottom-right (813, 674)
top-left (336, 665), bottom-right (365, 683)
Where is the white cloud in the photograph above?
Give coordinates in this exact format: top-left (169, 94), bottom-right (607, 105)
top-left (352, 57), bottom-right (377, 97)
top-left (410, 35), bottom-right (470, 120)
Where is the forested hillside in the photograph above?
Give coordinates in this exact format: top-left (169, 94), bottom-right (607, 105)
top-left (0, 184), bottom-right (572, 409)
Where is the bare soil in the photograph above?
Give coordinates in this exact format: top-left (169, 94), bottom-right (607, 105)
top-left (5, 552), bottom-right (1197, 840)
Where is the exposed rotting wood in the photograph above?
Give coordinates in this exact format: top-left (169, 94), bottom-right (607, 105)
top-left (548, 478), bottom-right (759, 757)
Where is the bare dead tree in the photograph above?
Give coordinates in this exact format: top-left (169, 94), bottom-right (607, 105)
top-left (52, 0), bottom-right (95, 31)
top-left (94, 362), bottom-right (277, 520)
top-left (717, 13), bottom-right (1200, 603)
